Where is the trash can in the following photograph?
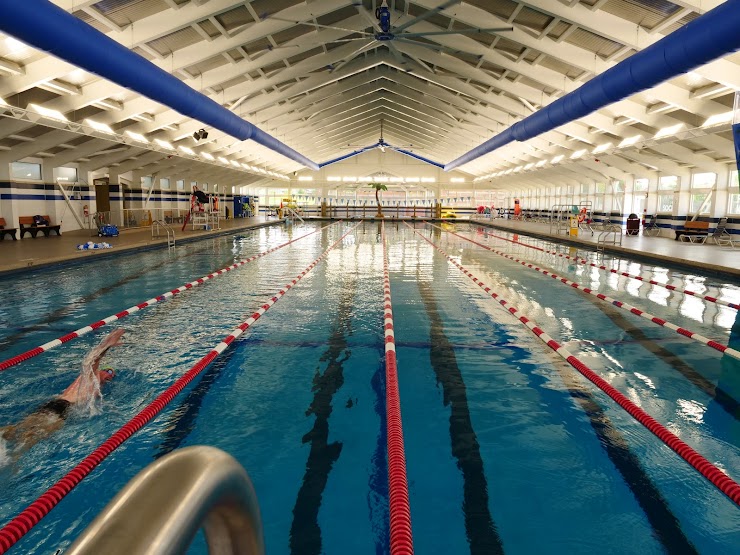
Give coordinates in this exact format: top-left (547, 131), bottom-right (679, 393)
top-left (626, 213), bottom-right (640, 235)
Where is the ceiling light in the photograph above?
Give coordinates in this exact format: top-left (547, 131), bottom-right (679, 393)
top-left (125, 131), bottom-right (148, 143)
top-left (389, 177), bottom-right (403, 182)
top-left (592, 143), bottom-right (612, 154)
top-left (618, 135), bottom-right (642, 148)
top-left (91, 98), bottom-right (123, 111)
top-left (551, 155), bottom-right (564, 164)
top-left (654, 123), bottom-right (684, 139)
top-left (451, 177), bottom-right (465, 182)
top-left (327, 176), bottom-right (341, 181)
top-left (702, 111), bottom-right (734, 127)
top-left (201, 152), bottom-right (215, 160)
top-left (405, 177), bottom-right (420, 183)
top-left (342, 176), bottom-right (357, 182)
top-left (298, 176), bottom-right (313, 181)
top-left (29, 104), bottom-right (68, 122)
top-left (230, 160), bottom-right (241, 168)
top-left (85, 119), bottom-right (114, 134)
top-left (218, 156), bottom-right (229, 164)
top-left (570, 149), bottom-right (587, 159)
top-left (160, 123), bottom-right (179, 132)
top-left (0, 97), bottom-right (7, 106)
top-left (154, 138), bottom-right (174, 150)
top-left (131, 113), bottom-right (154, 123)
top-left (374, 176), bottom-right (389, 182)
top-left (179, 146), bottom-right (195, 155)
top-left (524, 163), bottom-right (534, 170)
top-left (536, 160), bottom-right (546, 167)
top-left (39, 79), bottom-right (80, 95)
top-left (5, 37), bottom-right (27, 54)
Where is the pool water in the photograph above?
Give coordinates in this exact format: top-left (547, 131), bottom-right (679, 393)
top-left (0, 221), bottom-right (738, 554)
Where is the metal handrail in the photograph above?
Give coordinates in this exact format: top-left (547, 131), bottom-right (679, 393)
top-left (152, 219), bottom-right (176, 248)
top-left (66, 446), bottom-right (265, 555)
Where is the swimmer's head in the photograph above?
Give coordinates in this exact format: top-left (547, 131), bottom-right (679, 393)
top-left (97, 366), bottom-right (116, 383)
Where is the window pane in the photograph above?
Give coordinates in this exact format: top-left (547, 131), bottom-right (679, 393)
top-left (634, 178), bottom-right (649, 192)
top-left (176, 180), bottom-right (184, 190)
top-left (731, 170), bottom-right (739, 191)
top-left (160, 178), bottom-right (170, 189)
top-left (56, 166), bottom-right (77, 182)
top-left (728, 193), bottom-right (740, 214)
top-left (658, 193), bottom-right (674, 212)
top-left (10, 161), bottom-right (41, 180)
top-left (692, 172), bottom-right (716, 189)
top-left (658, 175), bottom-right (679, 190)
top-left (690, 193), bottom-right (709, 213)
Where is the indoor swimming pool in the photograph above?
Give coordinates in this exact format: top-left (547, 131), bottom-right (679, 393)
top-left (0, 221), bottom-right (738, 554)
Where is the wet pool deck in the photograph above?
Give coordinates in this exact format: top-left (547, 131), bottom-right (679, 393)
top-left (1, 215), bottom-right (739, 281)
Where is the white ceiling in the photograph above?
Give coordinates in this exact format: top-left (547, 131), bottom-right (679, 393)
top-left (0, 0), bottom-right (737, 190)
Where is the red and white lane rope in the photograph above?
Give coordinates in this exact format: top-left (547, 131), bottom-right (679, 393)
top-left (0, 223), bottom-right (360, 554)
top-left (455, 222), bottom-right (740, 311)
top-left (431, 224), bottom-right (740, 362)
top-left (381, 222), bottom-right (414, 555)
top-left (407, 222), bottom-right (740, 506)
top-left (0, 222), bottom-right (339, 373)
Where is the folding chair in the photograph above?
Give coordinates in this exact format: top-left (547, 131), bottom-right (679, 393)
top-left (642, 214), bottom-right (660, 237)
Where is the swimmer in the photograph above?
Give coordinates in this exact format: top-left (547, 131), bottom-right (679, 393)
top-left (0, 329), bottom-right (124, 454)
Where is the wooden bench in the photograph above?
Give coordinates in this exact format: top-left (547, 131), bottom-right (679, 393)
top-left (19, 215), bottom-right (62, 239)
top-left (0, 217), bottom-right (18, 240)
top-left (675, 220), bottom-right (709, 242)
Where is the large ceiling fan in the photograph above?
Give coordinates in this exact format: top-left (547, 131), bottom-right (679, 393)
top-left (267, 1), bottom-right (513, 72)
top-left (346, 119), bottom-right (421, 152)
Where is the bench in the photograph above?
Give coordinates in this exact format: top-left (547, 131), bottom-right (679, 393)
top-left (675, 220), bottom-right (709, 242)
top-left (0, 217), bottom-right (18, 240)
top-left (19, 215), bottom-right (62, 239)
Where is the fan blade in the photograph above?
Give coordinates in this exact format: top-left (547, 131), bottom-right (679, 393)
top-left (262, 14), bottom-right (374, 36)
top-left (393, 0), bottom-right (460, 33)
top-left (399, 27), bottom-right (514, 38)
top-left (355, 5), bottom-right (383, 33)
top-left (393, 37), bottom-right (481, 58)
top-left (329, 39), bottom-right (377, 73)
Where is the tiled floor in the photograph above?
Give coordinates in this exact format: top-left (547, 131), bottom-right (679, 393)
top-left (470, 217), bottom-right (740, 279)
top-left (2, 215), bottom-right (740, 280)
top-left (0, 216), bottom-right (277, 275)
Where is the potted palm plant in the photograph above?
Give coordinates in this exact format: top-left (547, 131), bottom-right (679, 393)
top-left (369, 182), bottom-right (388, 218)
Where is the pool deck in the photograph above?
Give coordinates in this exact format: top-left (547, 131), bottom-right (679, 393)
top-left (1, 215), bottom-right (740, 280)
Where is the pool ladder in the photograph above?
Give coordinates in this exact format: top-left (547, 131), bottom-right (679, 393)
top-left (65, 446), bottom-right (264, 554)
top-left (152, 219), bottom-right (176, 249)
top-left (596, 223), bottom-right (622, 252)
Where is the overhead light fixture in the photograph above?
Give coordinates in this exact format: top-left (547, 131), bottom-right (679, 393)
top-left (389, 177), bottom-right (403, 182)
top-left (298, 176), bottom-right (313, 181)
top-left (160, 123), bottom-right (179, 132)
top-left (593, 143), bottom-right (612, 154)
top-left (524, 163), bottom-right (534, 170)
top-left (702, 111), bottom-right (734, 127)
top-left (154, 138), bottom-right (174, 150)
top-left (421, 177), bottom-right (435, 183)
top-left (536, 160), bottom-right (547, 167)
top-left (85, 119), bottom-right (114, 134)
top-left (179, 145), bottom-right (195, 155)
top-left (218, 156), bottom-right (229, 164)
top-left (374, 176), bottom-right (389, 182)
top-left (618, 135), bottom-right (642, 148)
top-left (451, 177), bottom-right (465, 182)
top-left (342, 176), bottom-right (357, 182)
top-left (570, 149), bottom-right (587, 159)
top-left (29, 103), bottom-right (68, 122)
top-left (0, 97), bottom-right (7, 106)
top-left (551, 155), bottom-right (564, 163)
top-left (405, 177), bottom-right (420, 183)
top-left (39, 79), bottom-right (80, 95)
top-left (91, 98), bottom-right (123, 111)
top-left (201, 152), bottom-right (215, 160)
top-left (230, 160), bottom-right (241, 168)
top-left (327, 176), bottom-right (341, 181)
top-left (131, 113), bottom-right (154, 123)
top-left (654, 123), bottom-right (684, 139)
top-left (193, 128), bottom-right (209, 141)
top-left (125, 130), bottom-right (149, 143)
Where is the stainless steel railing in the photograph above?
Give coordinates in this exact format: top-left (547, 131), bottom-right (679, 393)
top-left (66, 446), bottom-right (264, 555)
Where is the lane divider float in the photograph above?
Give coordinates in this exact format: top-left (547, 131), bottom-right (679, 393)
top-left (453, 222), bottom-right (740, 311)
top-left (407, 222), bottom-right (740, 506)
top-left (381, 222), bottom-right (414, 555)
top-left (0, 222), bottom-right (340, 373)
top-left (0, 222), bottom-right (360, 554)
top-left (430, 223), bottom-right (740, 362)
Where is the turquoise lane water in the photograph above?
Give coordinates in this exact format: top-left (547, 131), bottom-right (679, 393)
top-left (0, 221), bottom-right (738, 554)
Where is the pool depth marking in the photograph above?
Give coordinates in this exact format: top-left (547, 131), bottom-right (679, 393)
top-left (0, 222), bottom-right (361, 554)
top-left (448, 222), bottom-right (740, 311)
top-left (0, 222), bottom-right (340, 372)
top-left (381, 221), bottom-right (414, 555)
top-left (407, 223), bottom-right (740, 507)
top-left (431, 223), bottom-right (740, 362)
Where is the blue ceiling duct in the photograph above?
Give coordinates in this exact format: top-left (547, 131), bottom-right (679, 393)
top-left (445, 0), bottom-right (740, 172)
top-left (1, 0), bottom-right (319, 171)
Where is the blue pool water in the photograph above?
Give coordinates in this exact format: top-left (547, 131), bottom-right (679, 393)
top-left (0, 221), bottom-right (738, 554)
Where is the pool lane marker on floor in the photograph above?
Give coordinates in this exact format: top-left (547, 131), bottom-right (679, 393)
top-left (0, 222), bottom-right (341, 373)
top-left (406, 222), bottom-right (740, 507)
top-left (431, 224), bottom-right (740, 362)
top-left (381, 221), bottom-right (414, 555)
top-left (447, 222), bottom-right (740, 311)
top-left (0, 223), bottom-right (361, 555)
